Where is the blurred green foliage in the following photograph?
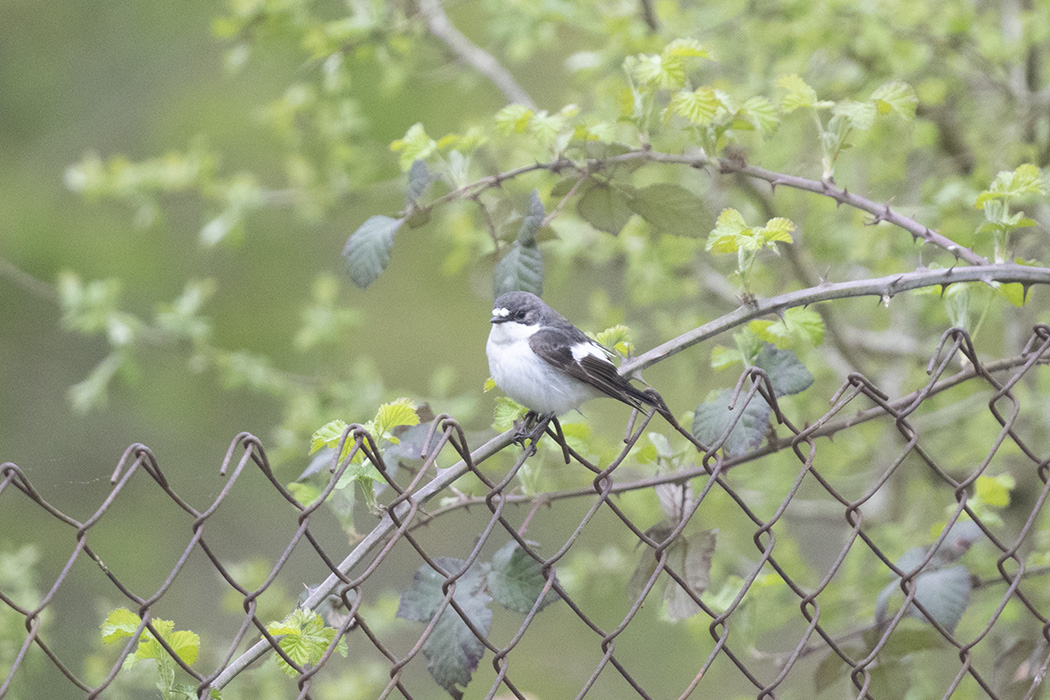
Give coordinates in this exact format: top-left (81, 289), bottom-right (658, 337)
top-left (3, 0), bottom-right (1050, 697)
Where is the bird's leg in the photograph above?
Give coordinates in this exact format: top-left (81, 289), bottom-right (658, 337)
top-left (512, 411), bottom-right (540, 446)
top-left (513, 411), bottom-right (553, 449)
top-left (548, 416), bottom-right (571, 464)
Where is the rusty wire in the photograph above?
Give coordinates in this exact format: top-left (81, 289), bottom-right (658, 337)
top-left (3, 326), bottom-right (1050, 699)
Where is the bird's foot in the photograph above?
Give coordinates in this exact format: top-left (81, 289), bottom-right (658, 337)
top-left (513, 411), bottom-right (552, 447)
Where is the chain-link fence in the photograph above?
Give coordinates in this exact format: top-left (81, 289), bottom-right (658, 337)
top-left (3, 325), bottom-right (1050, 699)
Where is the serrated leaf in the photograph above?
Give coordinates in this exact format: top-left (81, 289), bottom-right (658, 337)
top-left (871, 81), bottom-right (918, 118)
top-left (166, 630), bottom-right (201, 665)
top-left (753, 344), bottom-right (814, 397)
top-left (493, 396), bottom-right (527, 431)
top-left (311, 419), bottom-right (349, 453)
top-left (397, 557), bottom-right (491, 699)
top-left (390, 123), bottom-right (437, 171)
top-left (101, 608), bottom-right (142, 643)
top-left (373, 398), bottom-right (419, 440)
top-left (664, 529), bottom-right (716, 621)
top-left (494, 104), bottom-right (535, 134)
top-left (776, 74), bottom-right (829, 112)
top-left (406, 159), bottom-right (434, 207)
top-left (753, 307), bottom-right (825, 347)
top-left (267, 609), bottom-right (346, 676)
top-left (667, 87), bottom-right (722, 125)
top-left (833, 99), bottom-right (877, 131)
top-left (488, 541), bottom-right (559, 613)
top-left (976, 164), bottom-right (1048, 209)
top-left (740, 96), bottom-right (779, 133)
top-left (663, 38), bottom-right (708, 59)
top-left (493, 239), bottom-right (544, 297)
top-left (518, 190), bottom-right (545, 244)
top-left (706, 207), bottom-right (750, 253)
top-left (593, 324), bottom-right (633, 356)
top-left (628, 183), bottom-right (705, 236)
top-left (692, 388), bottom-right (770, 455)
top-left (760, 217), bottom-right (796, 244)
top-left (343, 215), bottom-right (403, 288)
top-left (577, 182), bottom-right (636, 235)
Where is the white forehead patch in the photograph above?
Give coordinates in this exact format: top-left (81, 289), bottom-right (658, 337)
top-left (493, 306), bottom-right (510, 317)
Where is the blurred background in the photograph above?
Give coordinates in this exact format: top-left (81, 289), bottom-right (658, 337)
top-left (4, 0), bottom-right (1050, 698)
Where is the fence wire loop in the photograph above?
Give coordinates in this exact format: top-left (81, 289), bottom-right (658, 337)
top-left (4, 326), bottom-right (1050, 699)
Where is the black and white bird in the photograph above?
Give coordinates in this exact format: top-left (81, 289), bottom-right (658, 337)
top-left (486, 291), bottom-right (659, 419)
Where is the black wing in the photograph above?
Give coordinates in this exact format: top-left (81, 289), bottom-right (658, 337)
top-left (529, 326), bottom-right (655, 410)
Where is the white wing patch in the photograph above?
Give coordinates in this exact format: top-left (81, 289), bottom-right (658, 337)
top-left (570, 341), bottom-right (612, 363)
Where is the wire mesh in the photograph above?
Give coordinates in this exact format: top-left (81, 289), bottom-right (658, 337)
top-left (3, 325), bottom-right (1050, 699)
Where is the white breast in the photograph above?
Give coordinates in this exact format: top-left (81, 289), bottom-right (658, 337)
top-left (486, 323), bottom-right (601, 415)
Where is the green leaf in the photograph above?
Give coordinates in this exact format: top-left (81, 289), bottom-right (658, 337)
top-left (976, 164), bottom-right (1048, 209)
top-left (493, 237), bottom-right (544, 297)
top-left (101, 608), bottom-right (143, 643)
top-left (519, 190), bottom-right (545, 244)
top-left (267, 608), bottom-right (346, 676)
top-left (492, 396), bottom-right (528, 432)
top-left (832, 99), bottom-right (877, 131)
top-left (753, 344), bottom-right (814, 397)
top-left (576, 181), bottom-right (636, 235)
top-left (631, 39), bottom-right (707, 91)
top-left (759, 217), bottom-right (796, 245)
top-left (710, 345), bottom-right (743, 370)
top-left (389, 123), bottom-right (437, 171)
top-left (287, 481), bottom-right (324, 508)
top-left (871, 81), bottom-right (918, 118)
top-left (877, 550), bottom-right (972, 634)
top-left (371, 398), bottom-right (420, 442)
top-left (975, 474), bottom-right (1015, 508)
top-left (487, 541), bottom-right (559, 613)
top-left (593, 324), bottom-right (634, 356)
top-left (310, 419), bottom-right (349, 454)
top-left (667, 87), bottom-right (722, 125)
top-left (494, 104), bottom-right (535, 134)
top-left (343, 215), bottom-right (404, 289)
top-left (776, 74), bottom-right (832, 112)
top-left (405, 159), bottom-right (434, 207)
top-left (165, 630), bottom-right (201, 665)
top-left (739, 95), bottom-right (780, 133)
top-left (663, 38), bottom-right (708, 59)
top-left (397, 557), bottom-right (492, 699)
top-left (906, 565), bottom-right (971, 633)
top-left (628, 183), bottom-right (705, 236)
top-left (881, 620), bottom-right (946, 657)
top-left (692, 388), bottom-right (770, 455)
top-left (752, 307), bottom-right (825, 347)
top-left (705, 207), bottom-right (750, 253)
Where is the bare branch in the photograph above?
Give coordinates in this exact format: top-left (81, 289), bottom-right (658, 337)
top-left (408, 149), bottom-right (989, 266)
top-left (416, 0), bottom-right (536, 109)
top-left (0, 256), bottom-right (59, 302)
top-left (621, 263), bottom-right (1050, 374)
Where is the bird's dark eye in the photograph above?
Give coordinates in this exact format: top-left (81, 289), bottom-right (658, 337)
top-left (514, 309), bottom-right (527, 320)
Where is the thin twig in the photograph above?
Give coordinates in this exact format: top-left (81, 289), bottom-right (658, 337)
top-left (416, 0), bottom-right (536, 109)
top-left (407, 149), bottom-right (989, 266)
top-left (621, 263), bottom-right (1050, 375)
top-left (0, 256), bottom-right (59, 302)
